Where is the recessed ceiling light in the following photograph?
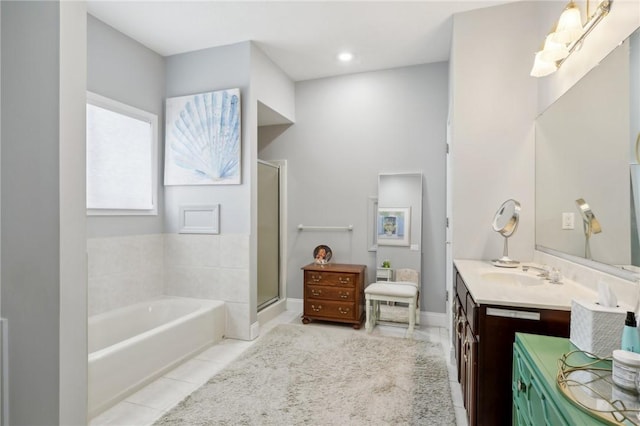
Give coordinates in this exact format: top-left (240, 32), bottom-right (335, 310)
top-left (337, 52), bottom-right (354, 62)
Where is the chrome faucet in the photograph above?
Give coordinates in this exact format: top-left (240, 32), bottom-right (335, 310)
top-left (522, 265), bottom-right (562, 283)
top-left (522, 265), bottom-right (549, 278)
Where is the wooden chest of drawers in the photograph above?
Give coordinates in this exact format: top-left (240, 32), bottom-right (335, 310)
top-left (301, 263), bottom-right (367, 329)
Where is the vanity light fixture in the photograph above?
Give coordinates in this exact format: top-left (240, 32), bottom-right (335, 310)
top-left (552, 2), bottom-right (584, 44)
top-left (530, 0), bottom-right (611, 77)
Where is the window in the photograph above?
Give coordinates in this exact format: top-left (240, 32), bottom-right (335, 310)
top-left (86, 92), bottom-right (158, 215)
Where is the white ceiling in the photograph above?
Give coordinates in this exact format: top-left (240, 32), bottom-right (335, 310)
top-left (87, 0), bottom-right (514, 82)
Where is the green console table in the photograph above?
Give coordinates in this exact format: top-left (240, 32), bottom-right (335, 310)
top-left (513, 333), bottom-right (639, 425)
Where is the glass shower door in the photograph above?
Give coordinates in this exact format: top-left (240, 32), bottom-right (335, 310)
top-left (257, 161), bottom-right (280, 310)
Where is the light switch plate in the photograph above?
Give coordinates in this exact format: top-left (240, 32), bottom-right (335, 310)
top-left (562, 212), bottom-right (575, 230)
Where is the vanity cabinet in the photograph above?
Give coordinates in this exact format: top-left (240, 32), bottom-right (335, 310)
top-left (301, 263), bottom-right (367, 328)
top-left (454, 266), bottom-right (571, 426)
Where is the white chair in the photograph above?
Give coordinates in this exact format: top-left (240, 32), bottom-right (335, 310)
top-left (364, 268), bottom-right (419, 337)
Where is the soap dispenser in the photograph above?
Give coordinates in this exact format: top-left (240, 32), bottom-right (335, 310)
top-left (622, 311), bottom-right (640, 353)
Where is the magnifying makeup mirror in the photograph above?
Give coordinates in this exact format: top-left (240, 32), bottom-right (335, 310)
top-left (492, 199), bottom-right (521, 268)
top-left (576, 198), bottom-right (602, 260)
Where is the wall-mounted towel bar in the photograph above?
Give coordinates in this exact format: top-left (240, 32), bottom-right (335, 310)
top-left (297, 224), bottom-right (353, 232)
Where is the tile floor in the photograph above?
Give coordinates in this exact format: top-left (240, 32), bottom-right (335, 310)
top-left (90, 310), bottom-right (468, 426)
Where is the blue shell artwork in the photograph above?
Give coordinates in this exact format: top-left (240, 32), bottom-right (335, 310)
top-left (164, 88), bottom-right (241, 185)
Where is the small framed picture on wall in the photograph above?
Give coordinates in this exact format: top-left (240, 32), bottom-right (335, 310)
top-left (377, 207), bottom-right (410, 246)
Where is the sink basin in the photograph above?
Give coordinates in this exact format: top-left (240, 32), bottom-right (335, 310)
top-left (480, 272), bottom-right (545, 287)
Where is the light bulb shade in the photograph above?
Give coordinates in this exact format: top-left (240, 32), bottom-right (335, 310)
top-left (530, 51), bottom-right (557, 77)
top-left (540, 34), bottom-right (570, 62)
top-left (552, 3), bottom-right (583, 44)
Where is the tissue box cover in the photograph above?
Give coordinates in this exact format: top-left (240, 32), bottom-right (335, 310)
top-left (570, 299), bottom-right (626, 357)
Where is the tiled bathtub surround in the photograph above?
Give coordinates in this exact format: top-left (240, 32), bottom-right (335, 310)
top-left (87, 233), bottom-right (252, 339)
top-left (164, 234), bottom-right (251, 339)
top-left (88, 234), bottom-right (164, 316)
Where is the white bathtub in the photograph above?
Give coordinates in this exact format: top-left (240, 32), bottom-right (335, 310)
top-left (88, 296), bottom-right (225, 418)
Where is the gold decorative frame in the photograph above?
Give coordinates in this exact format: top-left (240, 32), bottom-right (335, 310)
top-left (556, 350), bottom-right (640, 425)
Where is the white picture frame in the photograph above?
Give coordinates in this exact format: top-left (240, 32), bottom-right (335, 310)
top-left (367, 196), bottom-right (378, 251)
top-left (377, 207), bottom-right (411, 246)
top-left (179, 205), bottom-right (220, 234)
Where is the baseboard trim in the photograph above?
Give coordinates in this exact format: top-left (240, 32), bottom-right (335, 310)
top-left (287, 298), bottom-right (447, 329)
top-left (420, 311), bottom-right (447, 328)
top-left (257, 299), bottom-right (287, 327)
top-left (286, 298), bottom-right (303, 313)
top-left (250, 321), bottom-right (260, 340)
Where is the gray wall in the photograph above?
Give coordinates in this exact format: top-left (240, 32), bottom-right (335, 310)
top-left (1, 2), bottom-right (61, 423)
top-left (258, 63), bottom-right (448, 313)
top-left (1, 2), bottom-right (86, 424)
top-left (164, 42), bottom-right (251, 235)
top-left (87, 15), bottom-right (166, 238)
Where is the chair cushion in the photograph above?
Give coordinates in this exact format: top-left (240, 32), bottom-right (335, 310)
top-left (365, 282), bottom-right (418, 298)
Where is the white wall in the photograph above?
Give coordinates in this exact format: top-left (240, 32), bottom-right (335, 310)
top-left (450, 1), bottom-right (538, 263)
top-left (88, 36), bottom-right (296, 339)
top-left (87, 234), bottom-right (164, 316)
top-left (535, 43), bottom-right (630, 264)
top-left (258, 63), bottom-right (448, 313)
top-left (449, 0), bottom-right (639, 302)
top-left (59, 1), bottom-right (88, 424)
top-left (249, 44), bottom-right (295, 326)
top-left (536, 0), bottom-right (640, 114)
top-left (164, 42), bottom-right (254, 338)
top-left (87, 15), bottom-right (166, 238)
top-left (250, 44), bottom-right (295, 123)
top-left (86, 16), bottom-right (168, 326)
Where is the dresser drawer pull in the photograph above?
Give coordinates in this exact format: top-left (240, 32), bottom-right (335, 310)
top-left (338, 307), bottom-right (351, 315)
top-left (339, 291), bottom-right (350, 299)
top-left (456, 317), bottom-right (464, 338)
top-left (463, 338), bottom-right (470, 362)
top-left (311, 289), bottom-right (322, 297)
top-left (311, 304), bottom-right (322, 312)
top-left (516, 379), bottom-right (527, 393)
top-left (338, 277), bottom-right (351, 284)
top-left (311, 275), bottom-right (322, 283)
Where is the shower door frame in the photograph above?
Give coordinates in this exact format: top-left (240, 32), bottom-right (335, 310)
top-left (257, 159), bottom-right (287, 313)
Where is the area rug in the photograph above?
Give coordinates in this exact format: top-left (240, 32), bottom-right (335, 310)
top-left (154, 323), bottom-right (455, 425)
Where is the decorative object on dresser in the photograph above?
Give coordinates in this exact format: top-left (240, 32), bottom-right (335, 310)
top-left (312, 244), bottom-right (332, 264)
top-left (301, 263), bottom-right (367, 329)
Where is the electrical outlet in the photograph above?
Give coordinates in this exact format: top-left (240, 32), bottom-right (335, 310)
top-left (562, 212), bottom-right (575, 230)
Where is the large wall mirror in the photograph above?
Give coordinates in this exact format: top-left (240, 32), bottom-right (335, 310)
top-left (535, 27), bottom-right (640, 278)
top-left (376, 172), bottom-right (423, 279)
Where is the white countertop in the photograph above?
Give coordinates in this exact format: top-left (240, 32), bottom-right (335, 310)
top-left (454, 259), bottom-right (601, 311)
